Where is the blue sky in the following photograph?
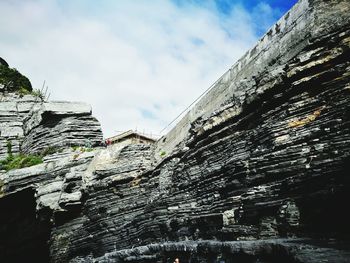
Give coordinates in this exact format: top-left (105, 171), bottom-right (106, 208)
top-left (214, 0), bottom-right (297, 13)
top-left (173, 0), bottom-right (297, 35)
top-left (0, 0), bottom-right (297, 137)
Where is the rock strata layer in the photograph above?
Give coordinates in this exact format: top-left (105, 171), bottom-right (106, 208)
top-left (22, 101), bottom-right (102, 154)
top-left (0, 94), bottom-right (103, 159)
top-left (0, 0), bottom-right (350, 262)
top-left (0, 94), bottom-right (40, 159)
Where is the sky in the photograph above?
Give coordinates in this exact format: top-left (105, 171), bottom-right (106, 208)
top-left (0, 0), bottom-right (297, 138)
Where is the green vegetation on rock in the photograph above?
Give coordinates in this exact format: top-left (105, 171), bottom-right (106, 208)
top-left (0, 140), bottom-right (48, 171)
top-left (0, 64), bottom-right (32, 93)
top-left (0, 154), bottom-right (43, 171)
top-left (6, 140), bottom-right (13, 158)
top-left (72, 146), bottom-right (94, 153)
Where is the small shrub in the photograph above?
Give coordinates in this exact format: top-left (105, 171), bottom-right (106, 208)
top-left (31, 88), bottom-right (46, 101)
top-left (18, 87), bottom-right (31, 96)
top-left (72, 146), bottom-right (79, 151)
top-left (160, 150), bottom-right (166, 157)
top-left (6, 141), bottom-right (13, 158)
top-left (71, 146), bottom-right (94, 153)
top-left (0, 140), bottom-right (43, 171)
top-left (0, 154), bottom-right (43, 171)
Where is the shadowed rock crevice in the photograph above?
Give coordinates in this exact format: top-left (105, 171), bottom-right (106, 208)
top-left (0, 189), bottom-right (51, 263)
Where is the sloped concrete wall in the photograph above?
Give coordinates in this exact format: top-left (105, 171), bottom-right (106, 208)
top-left (156, 0), bottom-right (350, 158)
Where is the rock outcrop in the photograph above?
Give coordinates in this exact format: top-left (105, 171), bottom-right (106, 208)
top-left (0, 59), bottom-right (102, 160)
top-left (1, 0), bottom-right (350, 262)
top-left (0, 95), bottom-right (103, 159)
top-left (0, 92), bottom-right (103, 262)
top-left (0, 94), bottom-right (39, 159)
top-left (22, 101), bottom-right (103, 154)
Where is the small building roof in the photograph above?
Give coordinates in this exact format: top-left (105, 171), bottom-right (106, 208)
top-left (108, 130), bottom-right (156, 144)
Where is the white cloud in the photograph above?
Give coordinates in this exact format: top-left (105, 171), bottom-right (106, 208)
top-left (0, 0), bottom-right (281, 138)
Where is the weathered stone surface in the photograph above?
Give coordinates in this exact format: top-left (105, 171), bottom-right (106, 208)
top-left (0, 94), bottom-right (38, 159)
top-left (23, 101), bottom-right (92, 133)
top-left (21, 101), bottom-right (102, 154)
top-left (0, 93), bottom-right (103, 159)
top-left (1, 0), bottom-right (350, 262)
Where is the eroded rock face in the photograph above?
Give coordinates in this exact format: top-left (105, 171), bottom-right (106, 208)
top-left (22, 101), bottom-right (103, 154)
top-left (0, 0), bottom-right (350, 262)
top-left (0, 94), bottom-right (39, 159)
top-left (0, 95), bottom-right (103, 159)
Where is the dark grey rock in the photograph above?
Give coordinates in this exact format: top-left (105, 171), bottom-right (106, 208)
top-left (1, 0), bottom-right (350, 262)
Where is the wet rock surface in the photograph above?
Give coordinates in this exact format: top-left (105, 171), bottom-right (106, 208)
top-left (1, 0), bottom-right (350, 262)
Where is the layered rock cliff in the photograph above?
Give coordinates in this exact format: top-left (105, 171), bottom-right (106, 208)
top-left (1, 0), bottom-right (350, 262)
top-left (0, 60), bottom-right (103, 261)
